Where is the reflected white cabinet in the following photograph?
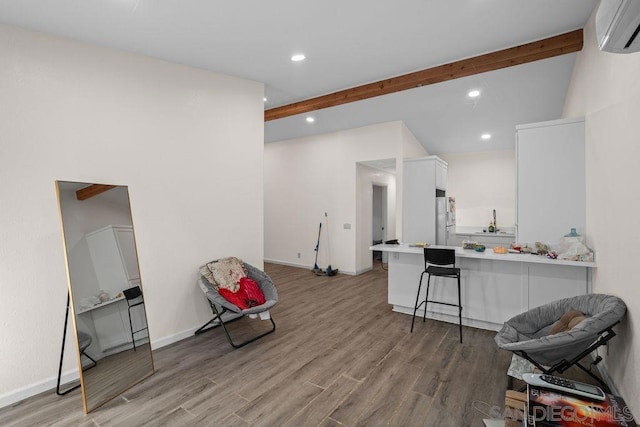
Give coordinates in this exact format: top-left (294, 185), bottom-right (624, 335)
top-left (78, 295), bottom-right (148, 354)
top-left (516, 117), bottom-right (585, 245)
top-left (84, 225), bottom-right (145, 352)
top-left (86, 225), bottom-right (140, 297)
top-left (89, 299), bottom-right (130, 352)
top-left (403, 156), bottom-right (448, 244)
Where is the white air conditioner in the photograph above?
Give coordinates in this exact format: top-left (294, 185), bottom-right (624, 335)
top-left (596, 0), bottom-right (640, 53)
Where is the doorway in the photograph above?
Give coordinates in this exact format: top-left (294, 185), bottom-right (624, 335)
top-left (355, 159), bottom-right (396, 274)
top-left (372, 184), bottom-right (387, 263)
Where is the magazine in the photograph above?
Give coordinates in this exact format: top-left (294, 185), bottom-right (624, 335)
top-left (527, 386), bottom-right (637, 427)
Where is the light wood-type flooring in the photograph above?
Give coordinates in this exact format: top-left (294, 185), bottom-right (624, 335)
top-left (82, 343), bottom-right (154, 412)
top-left (1, 262), bottom-right (602, 426)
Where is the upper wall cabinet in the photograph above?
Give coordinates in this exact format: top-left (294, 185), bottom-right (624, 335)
top-left (435, 160), bottom-right (447, 191)
top-left (86, 225), bottom-right (141, 297)
top-left (403, 156), bottom-right (448, 244)
top-left (516, 117), bottom-right (585, 244)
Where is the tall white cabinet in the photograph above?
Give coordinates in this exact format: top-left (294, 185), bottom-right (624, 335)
top-left (516, 117), bottom-right (585, 244)
top-left (86, 225), bottom-right (141, 297)
top-left (83, 225), bottom-right (146, 353)
top-left (403, 156), bottom-right (447, 244)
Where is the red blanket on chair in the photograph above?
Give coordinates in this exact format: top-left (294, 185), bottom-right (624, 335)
top-left (218, 277), bottom-right (266, 310)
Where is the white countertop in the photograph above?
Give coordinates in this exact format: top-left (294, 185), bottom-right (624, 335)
top-left (76, 295), bottom-right (125, 315)
top-left (369, 243), bottom-right (596, 268)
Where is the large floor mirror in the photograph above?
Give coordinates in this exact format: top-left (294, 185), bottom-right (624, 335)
top-left (55, 181), bottom-right (155, 413)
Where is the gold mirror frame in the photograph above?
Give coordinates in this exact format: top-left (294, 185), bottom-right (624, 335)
top-left (55, 181), bottom-right (155, 413)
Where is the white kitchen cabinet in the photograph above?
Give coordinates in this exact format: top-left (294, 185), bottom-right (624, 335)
top-left (378, 244), bottom-right (593, 331)
top-left (86, 225), bottom-right (141, 297)
top-left (403, 156), bottom-right (448, 244)
top-left (435, 160), bottom-right (447, 190)
top-left (516, 117), bottom-right (585, 245)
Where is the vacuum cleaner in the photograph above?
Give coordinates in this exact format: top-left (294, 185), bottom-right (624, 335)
top-left (312, 213), bottom-right (338, 276)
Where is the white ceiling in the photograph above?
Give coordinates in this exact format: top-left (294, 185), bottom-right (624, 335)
top-left (0, 0), bottom-right (599, 154)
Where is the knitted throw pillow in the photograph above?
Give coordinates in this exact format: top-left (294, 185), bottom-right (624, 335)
top-left (549, 309), bottom-right (587, 335)
top-left (200, 257), bottom-right (247, 292)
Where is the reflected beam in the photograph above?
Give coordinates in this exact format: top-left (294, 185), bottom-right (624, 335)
top-left (76, 184), bottom-right (117, 201)
top-left (264, 29), bottom-right (583, 121)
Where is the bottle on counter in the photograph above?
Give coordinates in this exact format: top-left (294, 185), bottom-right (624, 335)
top-left (488, 221), bottom-right (495, 233)
top-left (564, 228), bottom-right (580, 237)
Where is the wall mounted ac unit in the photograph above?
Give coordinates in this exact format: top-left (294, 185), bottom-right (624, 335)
top-left (596, 0), bottom-right (640, 53)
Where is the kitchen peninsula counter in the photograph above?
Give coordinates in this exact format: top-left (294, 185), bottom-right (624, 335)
top-left (370, 244), bottom-right (595, 331)
top-left (372, 244), bottom-right (595, 267)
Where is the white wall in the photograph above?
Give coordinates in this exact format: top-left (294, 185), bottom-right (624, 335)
top-left (355, 164), bottom-right (396, 274)
top-left (264, 121), bottom-right (426, 274)
top-left (562, 11), bottom-right (640, 416)
top-left (440, 150), bottom-right (516, 230)
top-left (0, 24), bottom-right (264, 406)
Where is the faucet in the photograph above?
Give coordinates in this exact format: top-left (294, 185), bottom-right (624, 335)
top-left (493, 209), bottom-right (497, 232)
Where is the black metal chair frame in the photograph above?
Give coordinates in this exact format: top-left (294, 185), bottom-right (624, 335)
top-left (80, 348), bottom-right (98, 369)
top-left (56, 293), bottom-right (97, 396)
top-left (411, 247), bottom-right (463, 343)
top-left (123, 286), bottom-right (148, 351)
top-left (194, 299), bottom-right (276, 349)
top-left (509, 323), bottom-right (618, 392)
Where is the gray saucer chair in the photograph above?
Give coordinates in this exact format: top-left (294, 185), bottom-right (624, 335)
top-left (194, 262), bottom-right (278, 348)
top-left (495, 294), bottom-right (626, 390)
top-left (78, 330), bottom-right (98, 370)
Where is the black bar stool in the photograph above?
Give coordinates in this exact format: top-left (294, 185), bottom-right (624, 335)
top-left (124, 286), bottom-right (148, 351)
top-left (410, 247), bottom-right (463, 343)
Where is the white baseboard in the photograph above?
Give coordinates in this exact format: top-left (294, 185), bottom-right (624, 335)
top-left (150, 326), bottom-right (200, 350)
top-left (4, 318), bottom-right (618, 411)
top-left (355, 266), bottom-right (372, 275)
top-left (392, 305), bottom-right (503, 332)
top-left (264, 258), bottom-right (311, 270)
top-left (0, 368), bottom-right (81, 409)
top-left (0, 326), bottom-right (202, 410)
top-left (264, 258), bottom-right (356, 275)
top-left (2, 259), bottom-right (367, 409)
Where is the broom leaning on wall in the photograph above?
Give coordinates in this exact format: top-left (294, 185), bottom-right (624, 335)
top-left (312, 212), bottom-right (338, 276)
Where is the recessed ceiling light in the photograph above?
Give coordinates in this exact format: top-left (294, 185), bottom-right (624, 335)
top-left (291, 54), bottom-right (306, 62)
top-left (468, 89), bottom-right (481, 98)
top-left (306, 116), bottom-right (315, 123)
top-left (481, 133), bottom-right (491, 140)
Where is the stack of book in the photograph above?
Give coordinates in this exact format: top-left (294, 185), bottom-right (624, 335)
top-left (504, 390), bottom-right (527, 426)
top-left (525, 386), bottom-right (637, 427)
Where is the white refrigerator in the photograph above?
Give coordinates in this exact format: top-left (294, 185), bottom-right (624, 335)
top-left (436, 196), bottom-right (456, 246)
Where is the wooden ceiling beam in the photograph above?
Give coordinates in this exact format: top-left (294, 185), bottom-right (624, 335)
top-left (76, 184), bottom-right (117, 200)
top-left (264, 29), bottom-right (583, 121)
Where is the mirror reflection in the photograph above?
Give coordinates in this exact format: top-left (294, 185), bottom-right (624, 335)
top-left (56, 181), bottom-right (154, 413)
